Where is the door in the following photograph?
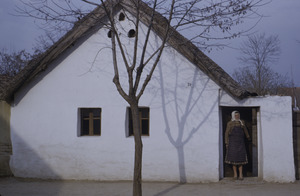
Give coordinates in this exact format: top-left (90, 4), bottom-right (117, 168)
top-left (221, 107), bottom-right (258, 177)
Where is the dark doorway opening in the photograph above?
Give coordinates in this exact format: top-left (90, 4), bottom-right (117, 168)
top-left (221, 106), bottom-right (259, 178)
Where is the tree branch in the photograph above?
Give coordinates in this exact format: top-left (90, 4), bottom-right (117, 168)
top-left (133, 0), bottom-right (158, 94)
top-left (136, 0), bottom-right (176, 100)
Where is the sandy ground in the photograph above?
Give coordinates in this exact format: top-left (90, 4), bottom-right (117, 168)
top-left (0, 177), bottom-right (300, 196)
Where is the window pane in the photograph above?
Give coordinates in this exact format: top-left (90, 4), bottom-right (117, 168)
top-left (141, 108), bottom-right (149, 118)
top-left (81, 108), bottom-right (89, 118)
top-left (93, 109), bottom-right (101, 118)
top-left (93, 119), bottom-right (101, 135)
top-left (141, 119), bottom-right (149, 135)
top-left (82, 120), bottom-right (89, 135)
top-left (129, 119), bottom-right (133, 136)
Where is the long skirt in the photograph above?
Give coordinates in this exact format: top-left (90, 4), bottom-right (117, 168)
top-left (225, 126), bottom-right (248, 165)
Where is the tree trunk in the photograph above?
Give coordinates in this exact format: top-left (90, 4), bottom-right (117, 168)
top-left (258, 66), bottom-right (261, 95)
top-left (130, 102), bottom-right (143, 196)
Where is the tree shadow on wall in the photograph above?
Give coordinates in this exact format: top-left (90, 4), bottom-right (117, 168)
top-left (156, 60), bottom-right (218, 183)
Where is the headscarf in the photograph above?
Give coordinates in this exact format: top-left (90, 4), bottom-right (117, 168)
top-left (231, 110), bottom-right (244, 126)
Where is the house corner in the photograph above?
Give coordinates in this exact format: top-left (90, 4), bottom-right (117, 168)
top-left (0, 100), bottom-right (13, 177)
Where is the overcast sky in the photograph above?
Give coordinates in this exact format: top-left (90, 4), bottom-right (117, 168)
top-left (1, 0), bottom-right (300, 86)
top-left (205, 0), bottom-right (300, 87)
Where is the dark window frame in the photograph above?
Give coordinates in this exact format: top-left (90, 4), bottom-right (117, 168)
top-left (79, 108), bottom-right (101, 136)
top-left (127, 107), bottom-right (150, 137)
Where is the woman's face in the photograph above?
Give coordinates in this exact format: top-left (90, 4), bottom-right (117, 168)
top-left (235, 113), bottom-right (240, 120)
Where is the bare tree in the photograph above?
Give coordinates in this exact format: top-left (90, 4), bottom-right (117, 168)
top-left (233, 65), bottom-right (291, 95)
top-left (16, 0), bottom-right (266, 195)
top-left (0, 49), bottom-right (31, 76)
top-left (233, 33), bottom-right (291, 95)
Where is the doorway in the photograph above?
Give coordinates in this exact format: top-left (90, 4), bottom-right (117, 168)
top-left (221, 107), bottom-right (259, 177)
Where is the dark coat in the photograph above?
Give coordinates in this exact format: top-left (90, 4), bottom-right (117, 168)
top-left (225, 120), bottom-right (250, 145)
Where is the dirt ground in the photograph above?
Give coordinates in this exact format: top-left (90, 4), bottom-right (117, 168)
top-left (0, 177), bottom-right (300, 196)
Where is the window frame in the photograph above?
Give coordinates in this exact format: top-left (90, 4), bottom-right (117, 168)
top-left (78, 108), bottom-right (102, 136)
top-left (127, 106), bottom-right (150, 137)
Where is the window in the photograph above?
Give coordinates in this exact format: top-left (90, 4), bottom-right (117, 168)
top-left (127, 107), bottom-right (150, 136)
top-left (79, 108), bottom-right (101, 136)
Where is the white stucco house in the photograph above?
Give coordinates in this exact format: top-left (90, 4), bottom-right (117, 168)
top-left (0, 0), bottom-right (295, 182)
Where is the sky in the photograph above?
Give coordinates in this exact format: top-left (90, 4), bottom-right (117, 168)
top-left (1, 0), bottom-right (300, 86)
top-left (205, 0), bottom-right (300, 87)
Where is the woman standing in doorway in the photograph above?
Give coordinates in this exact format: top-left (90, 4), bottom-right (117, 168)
top-left (225, 111), bottom-right (250, 180)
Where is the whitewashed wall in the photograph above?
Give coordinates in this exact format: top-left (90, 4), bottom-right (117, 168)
top-left (220, 91), bottom-right (295, 182)
top-left (10, 11), bottom-right (221, 182)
